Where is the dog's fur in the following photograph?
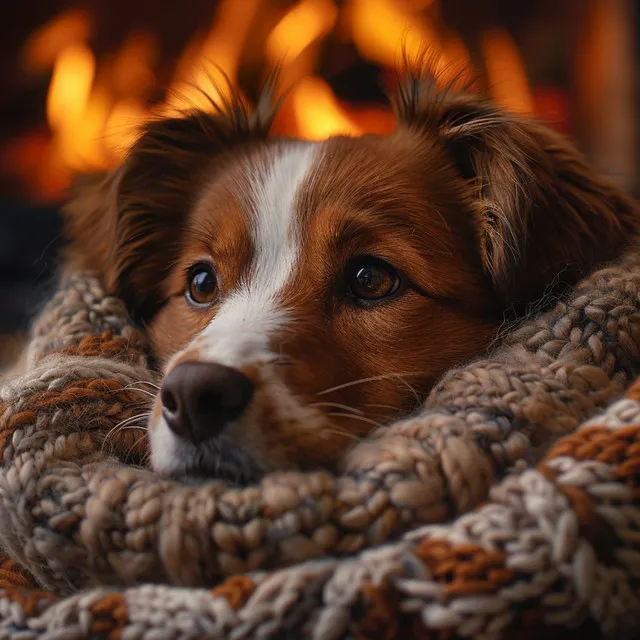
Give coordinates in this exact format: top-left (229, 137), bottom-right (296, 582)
top-left (64, 69), bottom-right (639, 483)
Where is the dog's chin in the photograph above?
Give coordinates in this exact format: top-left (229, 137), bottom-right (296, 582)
top-left (150, 422), bottom-right (267, 486)
top-left (170, 461), bottom-right (264, 486)
top-left (173, 442), bottom-right (266, 486)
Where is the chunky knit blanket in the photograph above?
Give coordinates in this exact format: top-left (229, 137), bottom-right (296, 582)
top-left (1, 247), bottom-right (640, 639)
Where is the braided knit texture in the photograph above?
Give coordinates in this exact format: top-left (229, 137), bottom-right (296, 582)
top-left (1, 248), bottom-right (640, 638)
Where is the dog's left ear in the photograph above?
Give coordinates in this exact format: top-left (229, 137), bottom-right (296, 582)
top-left (63, 80), bottom-right (279, 323)
top-left (394, 72), bottom-right (639, 310)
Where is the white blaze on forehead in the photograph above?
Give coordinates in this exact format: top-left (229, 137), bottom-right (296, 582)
top-left (194, 142), bottom-right (318, 367)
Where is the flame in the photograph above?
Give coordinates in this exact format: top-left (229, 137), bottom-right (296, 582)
top-left (11, 1), bottom-right (540, 203)
top-left (45, 41), bottom-right (146, 172)
top-left (111, 32), bottom-right (158, 99)
top-left (348, 0), bottom-right (467, 87)
top-left (31, 0), bottom-right (264, 189)
top-left (166, 0), bottom-right (262, 113)
top-left (481, 29), bottom-right (534, 114)
top-left (267, 0), bottom-right (338, 65)
top-left (56, 86), bottom-right (110, 170)
top-left (104, 99), bottom-right (147, 160)
top-left (292, 76), bottom-right (362, 139)
top-left (439, 30), bottom-right (473, 86)
top-left (22, 9), bottom-right (91, 73)
top-left (46, 44), bottom-right (95, 132)
top-left (349, 0), bottom-right (439, 67)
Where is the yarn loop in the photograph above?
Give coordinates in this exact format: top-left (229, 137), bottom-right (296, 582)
top-left (2, 249), bottom-right (640, 637)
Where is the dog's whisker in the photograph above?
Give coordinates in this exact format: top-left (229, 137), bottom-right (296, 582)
top-left (131, 380), bottom-right (161, 390)
top-left (123, 385), bottom-right (158, 399)
top-left (321, 428), bottom-right (363, 442)
top-left (126, 433), bottom-right (150, 459)
top-left (328, 412), bottom-right (385, 429)
top-left (100, 426), bottom-right (149, 456)
top-left (310, 401), bottom-right (364, 415)
top-left (129, 401), bottom-right (154, 410)
top-left (396, 378), bottom-right (421, 406)
top-left (101, 421), bottom-right (148, 448)
top-left (363, 403), bottom-right (398, 411)
top-left (111, 425), bottom-right (149, 433)
top-left (139, 451), bottom-right (152, 468)
top-left (316, 372), bottom-right (423, 396)
top-left (112, 413), bottom-right (150, 430)
top-left (101, 413), bottom-right (150, 454)
top-left (123, 382), bottom-right (158, 391)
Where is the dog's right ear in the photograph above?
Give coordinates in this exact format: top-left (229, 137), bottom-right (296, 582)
top-left (63, 167), bottom-right (125, 290)
top-left (393, 66), bottom-right (639, 311)
top-left (63, 83), bottom-right (278, 323)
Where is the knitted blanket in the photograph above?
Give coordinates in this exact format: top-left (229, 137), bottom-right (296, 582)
top-left (1, 246), bottom-right (640, 639)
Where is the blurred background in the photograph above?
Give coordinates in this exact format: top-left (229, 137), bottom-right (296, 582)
top-left (0, 0), bottom-right (638, 366)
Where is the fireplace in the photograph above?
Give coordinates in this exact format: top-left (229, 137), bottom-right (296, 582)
top-left (0, 0), bottom-right (638, 362)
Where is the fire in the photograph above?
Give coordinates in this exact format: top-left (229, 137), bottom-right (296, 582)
top-left (9, 1), bottom-right (540, 203)
top-left (103, 99), bottom-right (148, 160)
top-left (481, 29), bottom-right (534, 114)
top-left (46, 44), bottom-right (95, 133)
top-left (22, 9), bottom-right (92, 73)
top-left (111, 33), bottom-right (158, 100)
top-left (46, 44), bottom-right (107, 169)
top-left (165, 0), bottom-right (262, 113)
top-left (292, 77), bottom-right (362, 140)
top-left (45, 41), bottom-right (147, 171)
top-left (267, 0), bottom-right (338, 65)
top-left (349, 0), bottom-right (438, 67)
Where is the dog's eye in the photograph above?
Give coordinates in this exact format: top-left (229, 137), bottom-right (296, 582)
top-left (186, 263), bottom-right (218, 306)
top-left (346, 257), bottom-right (402, 303)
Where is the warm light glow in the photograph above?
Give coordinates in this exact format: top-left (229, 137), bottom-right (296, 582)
top-left (292, 76), bottom-right (362, 139)
top-left (111, 32), bottom-right (158, 99)
top-left (22, 10), bottom-right (91, 73)
top-left (267, 0), bottom-right (338, 64)
top-left (349, 0), bottom-right (439, 67)
top-left (439, 31), bottom-right (473, 87)
top-left (12, 0), bottom-right (540, 204)
top-left (167, 67), bottom-right (229, 114)
top-left (104, 99), bottom-right (147, 160)
top-left (56, 87), bottom-right (110, 169)
top-left (406, 0), bottom-right (434, 8)
top-left (46, 45), bottom-right (121, 170)
top-left (166, 0), bottom-right (262, 112)
top-left (46, 44), bottom-right (95, 132)
top-left (481, 29), bottom-right (534, 114)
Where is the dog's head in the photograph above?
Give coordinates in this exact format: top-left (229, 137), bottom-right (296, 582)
top-left (64, 71), bottom-right (638, 483)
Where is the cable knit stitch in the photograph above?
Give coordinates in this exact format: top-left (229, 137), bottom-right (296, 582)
top-left (0, 247), bottom-right (639, 638)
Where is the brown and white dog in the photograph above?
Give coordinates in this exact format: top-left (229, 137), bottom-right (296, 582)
top-left (64, 69), bottom-right (638, 484)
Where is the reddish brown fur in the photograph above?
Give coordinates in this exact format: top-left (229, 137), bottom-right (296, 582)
top-left (63, 68), bottom-right (639, 479)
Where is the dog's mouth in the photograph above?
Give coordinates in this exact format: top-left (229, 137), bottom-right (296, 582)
top-left (166, 436), bottom-right (268, 486)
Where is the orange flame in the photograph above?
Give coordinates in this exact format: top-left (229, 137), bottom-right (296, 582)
top-left (46, 44), bottom-right (95, 132)
top-left (349, 0), bottom-right (439, 67)
top-left (103, 99), bottom-right (148, 160)
top-left (481, 29), bottom-right (534, 114)
top-left (46, 43), bottom-right (114, 170)
top-left (292, 76), bottom-right (362, 139)
top-left (33, 0), bottom-right (263, 188)
top-left (11, 1), bottom-right (539, 203)
top-left (165, 0), bottom-right (262, 113)
top-left (267, 0), bottom-right (338, 65)
top-left (22, 9), bottom-right (92, 73)
top-left (45, 39), bottom-right (149, 174)
top-left (111, 32), bottom-right (158, 99)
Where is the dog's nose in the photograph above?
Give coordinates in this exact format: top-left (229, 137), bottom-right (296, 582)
top-left (160, 362), bottom-right (254, 444)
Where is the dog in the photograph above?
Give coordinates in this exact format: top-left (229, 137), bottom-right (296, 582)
top-left (63, 68), bottom-right (639, 484)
